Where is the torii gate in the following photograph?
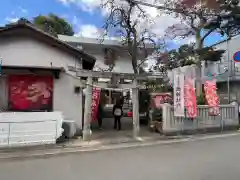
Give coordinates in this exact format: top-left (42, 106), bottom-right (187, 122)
top-left (68, 66), bottom-right (164, 141)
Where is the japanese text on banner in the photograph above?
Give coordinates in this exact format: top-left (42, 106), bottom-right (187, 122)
top-left (173, 74), bottom-right (185, 117)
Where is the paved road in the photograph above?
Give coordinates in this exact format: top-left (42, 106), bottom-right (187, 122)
top-left (1, 134), bottom-right (240, 180)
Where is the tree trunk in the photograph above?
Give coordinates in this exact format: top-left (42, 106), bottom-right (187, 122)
top-left (132, 56), bottom-right (138, 74)
top-left (131, 30), bottom-right (138, 74)
top-left (195, 30), bottom-right (203, 96)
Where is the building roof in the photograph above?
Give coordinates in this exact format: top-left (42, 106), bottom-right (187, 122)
top-left (58, 34), bottom-right (155, 49)
top-left (211, 34), bottom-right (240, 48)
top-left (0, 22), bottom-right (96, 70)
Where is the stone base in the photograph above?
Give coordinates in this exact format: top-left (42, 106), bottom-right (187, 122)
top-left (163, 125), bottom-right (240, 136)
top-left (82, 129), bottom-right (92, 141)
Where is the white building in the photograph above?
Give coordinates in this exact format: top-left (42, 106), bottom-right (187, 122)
top-left (58, 34), bottom-right (154, 104)
top-left (205, 35), bottom-right (240, 103)
top-left (0, 22), bottom-right (96, 131)
top-left (58, 35), bottom-right (153, 74)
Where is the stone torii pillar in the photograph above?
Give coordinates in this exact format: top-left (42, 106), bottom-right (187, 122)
top-left (83, 76), bottom-right (93, 141)
top-left (67, 67), bottom-right (164, 140)
top-left (132, 79), bottom-right (140, 139)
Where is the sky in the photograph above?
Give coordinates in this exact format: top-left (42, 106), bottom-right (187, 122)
top-left (0, 0), bottom-right (227, 49)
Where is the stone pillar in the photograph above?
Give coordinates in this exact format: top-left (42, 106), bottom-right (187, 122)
top-left (83, 76), bottom-right (93, 141)
top-left (75, 87), bottom-right (83, 136)
top-left (132, 79), bottom-right (140, 139)
top-left (162, 103), bottom-right (172, 134)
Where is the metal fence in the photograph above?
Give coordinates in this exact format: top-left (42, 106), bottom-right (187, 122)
top-left (162, 104), bottom-right (239, 134)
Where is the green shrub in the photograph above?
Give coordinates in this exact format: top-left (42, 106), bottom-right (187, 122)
top-left (197, 93), bottom-right (206, 105)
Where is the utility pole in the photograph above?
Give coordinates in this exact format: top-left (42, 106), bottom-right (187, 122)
top-left (227, 37), bottom-right (231, 103)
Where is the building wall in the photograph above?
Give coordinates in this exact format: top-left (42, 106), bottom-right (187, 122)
top-left (0, 37), bottom-right (82, 75)
top-left (205, 36), bottom-right (240, 103)
top-left (0, 37), bottom-right (84, 129)
top-left (206, 35), bottom-right (240, 77)
top-left (86, 49), bottom-right (134, 73)
top-left (58, 35), bottom-right (144, 74)
top-left (53, 73), bottom-right (83, 129)
top-left (217, 81), bottom-right (239, 104)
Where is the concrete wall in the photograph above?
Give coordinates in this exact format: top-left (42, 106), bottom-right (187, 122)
top-left (0, 37), bottom-right (84, 129)
top-left (162, 104), bottom-right (239, 134)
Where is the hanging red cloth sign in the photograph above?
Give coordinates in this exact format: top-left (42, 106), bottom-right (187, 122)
top-left (91, 87), bottom-right (101, 122)
top-left (204, 80), bottom-right (220, 116)
top-left (184, 78), bottom-right (197, 118)
top-left (8, 75), bottom-right (53, 111)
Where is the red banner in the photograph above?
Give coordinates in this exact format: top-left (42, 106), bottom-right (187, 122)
top-left (184, 78), bottom-right (197, 118)
top-left (8, 75), bottom-right (53, 111)
top-left (91, 87), bottom-right (101, 121)
top-left (204, 80), bottom-right (220, 116)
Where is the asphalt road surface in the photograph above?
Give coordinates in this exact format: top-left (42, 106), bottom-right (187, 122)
top-left (1, 134), bottom-right (240, 180)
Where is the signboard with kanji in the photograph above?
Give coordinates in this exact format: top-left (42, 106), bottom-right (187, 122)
top-left (173, 74), bottom-right (185, 117)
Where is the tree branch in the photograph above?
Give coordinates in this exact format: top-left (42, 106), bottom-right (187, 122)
top-left (201, 27), bottom-right (216, 42)
top-left (101, 0), bottom-right (163, 74)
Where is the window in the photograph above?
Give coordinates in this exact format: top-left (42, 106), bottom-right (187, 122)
top-left (103, 48), bottom-right (117, 66)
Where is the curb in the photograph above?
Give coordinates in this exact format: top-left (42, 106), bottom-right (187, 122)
top-left (1, 132), bottom-right (240, 161)
top-left (0, 138), bottom-right (190, 161)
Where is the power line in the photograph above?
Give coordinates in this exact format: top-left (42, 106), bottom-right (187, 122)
top-left (129, 0), bottom-right (166, 9)
top-left (120, 0), bottom-right (209, 13)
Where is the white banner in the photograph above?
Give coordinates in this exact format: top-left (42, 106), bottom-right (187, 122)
top-left (174, 74), bottom-right (185, 117)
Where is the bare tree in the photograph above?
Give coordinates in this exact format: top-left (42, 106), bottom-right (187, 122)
top-left (164, 0), bottom-right (240, 48)
top-left (163, 0), bottom-right (240, 94)
top-left (101, 0), bottom-right (164, 74)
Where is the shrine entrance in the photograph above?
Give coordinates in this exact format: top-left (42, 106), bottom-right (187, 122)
top-left (68, 66), bottom-right (163, 141)
top-left (88, 87), bottom-right (138, 141)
